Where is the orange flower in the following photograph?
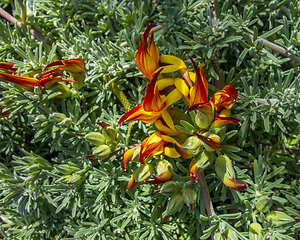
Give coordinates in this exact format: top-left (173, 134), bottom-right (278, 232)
top-left (136, 23), bottom-right (191, 81)
top-left (43, 59), bottom-right (85, 89)
top-left (139, 131), bottom-right (192, 165)
top-left (118, 69), bottom-right (183, 131)
top-left (185, 56), bottom-right (240, 129)
top-left (43, 59), bottom-right (85, 74)
top-left (0, 72), bottom-right (42, 91)
top-left (0, 62), bottom-right (17, 74)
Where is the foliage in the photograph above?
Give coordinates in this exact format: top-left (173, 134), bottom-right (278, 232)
top-left (0, 0), bottom-right (299, 239)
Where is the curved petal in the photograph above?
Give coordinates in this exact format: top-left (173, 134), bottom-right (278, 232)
top-left (187, 55), bottom-right (208, 105)
top-left (210, 116), bottom-right (240, 128)
top-left (136, 23), bottom-right (159, 80)
top-left (144, 69), bottom-right (163, 111)
top-left (222, 178), bottom-right (248, 191)
top-left (121, 149), bottom-right (135, 171)
top-left (219, 108), bottom-right (230, 117)
top-left (140, 132), bottom-right (164, 164)
top-left (164, 143), bottom-right (181, 158)
top-left (0, 72), bottom-right (42, 91)
top-left (118, 103), bottom-right (162, 127)
top-left (43, 59), bottom-right (85, 74)
top-left (148, 31), bottom-right (159, 64)
top-left (194, 132), bottom-right (221, 150)
top-left (210, 85), bottom-right (238, 111)
top-left (146, 172), bottom-right (172, 184)
top-left (159, 55), bottom-right (188, 74)
top-left (189, 158), bottom-right (199, 183)
top-left (174, 77), bottom-right (190, 98)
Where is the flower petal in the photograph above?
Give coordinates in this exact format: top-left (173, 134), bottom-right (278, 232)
top-left (187, 55), bottom-right (208, 105)
top-left (0, 72), bottom-right (42, 91)
top-left (210, 116), bottom-right (240, 128)
top-left (194, 132), bottom-right (221, 150)
top-left (210, 85), bottom-right (238, 111)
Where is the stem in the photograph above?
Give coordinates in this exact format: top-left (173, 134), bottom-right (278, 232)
top-left (198, 171), bottom-right (215, 240)
top-left (249, 33), bottom-right (300, 65)
top-left (197, 171), bottom-right (215, 217)
top-left (0, 8), bottom-right (55, 44)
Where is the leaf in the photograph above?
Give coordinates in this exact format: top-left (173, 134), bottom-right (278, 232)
top-left (263, 178), bottom-right (284, 192)
top-left (260, 25), bottom-right (283, 39)
top-left (275, 119), bottom-right (287, 133)
top-left (266, 166), bottom-right (285, 180)
top-left (236, 48), bottom-right (249, 67)
top-left (264, 115), bottom-right (270, 133)
top-left (76, 106), bottom-right (99, 125)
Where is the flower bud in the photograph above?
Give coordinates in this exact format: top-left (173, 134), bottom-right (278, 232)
top-left (133, 163), bottom-right (154, 183)
top-left (249, 222), bottom-right (262, 240)
top-left (160, 181), bottom-right (180, 196)
top-left (189, 150), bottom-right (214, 182)
top-left (183, 136), bottom-right (202, 155)
top-left (146, 160), bottom-right (173, 184)
top-left (215, 155), bottom-right (248, 191)
top-left (209, 126), bottom-right (226, 142)
top-left (127, 163), bottom-right (154, 191)
top-left (121, 147), bottom-right (140, 171)
top-left (51, 82), bottom-right (72, 98)
top-left (93, 145), bottom-right (111, 159)
top-left (70, 72), bottom-right (85, 90)
top-left (162, 193), bottom-right (184, 223)
top-left (126, 175), bottom-right (141, 191)
top-left (266, 211), bottom-right (294, 225)
top-left (50, 112), bottom-right (67, 122)
top-left (103, 128), bottom-right (117, 141)
top-left (195, 109), bottom-right (214, 129)
top-left (256, 194), bottom-right (273, 213)
top-left (58, 117), bottom-right (73, 126)
top-left (201, 132), bottom-right (221, 151)
top-left (181, 188), bottom-right (197, 211)
top-left (84, 132), bottom-right (106, 146)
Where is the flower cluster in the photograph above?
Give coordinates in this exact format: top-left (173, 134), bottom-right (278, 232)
top-left (0, 59), bottom-right (85, 118)
top-left (0, 59), bottom-right (85, 91)
top-left (119, 24), bottom-right (248, 221)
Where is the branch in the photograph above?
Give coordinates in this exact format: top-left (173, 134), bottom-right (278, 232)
top-left (0, 8), bottom-right (55, 44)
top-left (197, 171), bottom-right (215, 240)
top-left (249, 33), bottom-right (300, 65)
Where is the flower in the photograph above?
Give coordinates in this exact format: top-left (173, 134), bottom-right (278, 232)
top-left (146, 159), bottom-right (173, 184)
top-left (118, 69), bottom-right (183, 133)
top-left (121, 147), bottom-right (140, 171)
top-left (0, 72), bottom-right (42, 91)
top-left (136, 23), bottom-right (190, 81)
top-left (43, 59), bottom-right (85, 75)
top-left (43, 59), bottom-right (86, 90)
top-left (139, 131), bottom-right (192, 165)
top-left (185, 56), bottom-right (240, 129)
top-left (215, 155), bottom-right (248, 191)
top-left (0, 59), bottom-right (84, 91)
top-left (0, 62), bottom-right (17, 73)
